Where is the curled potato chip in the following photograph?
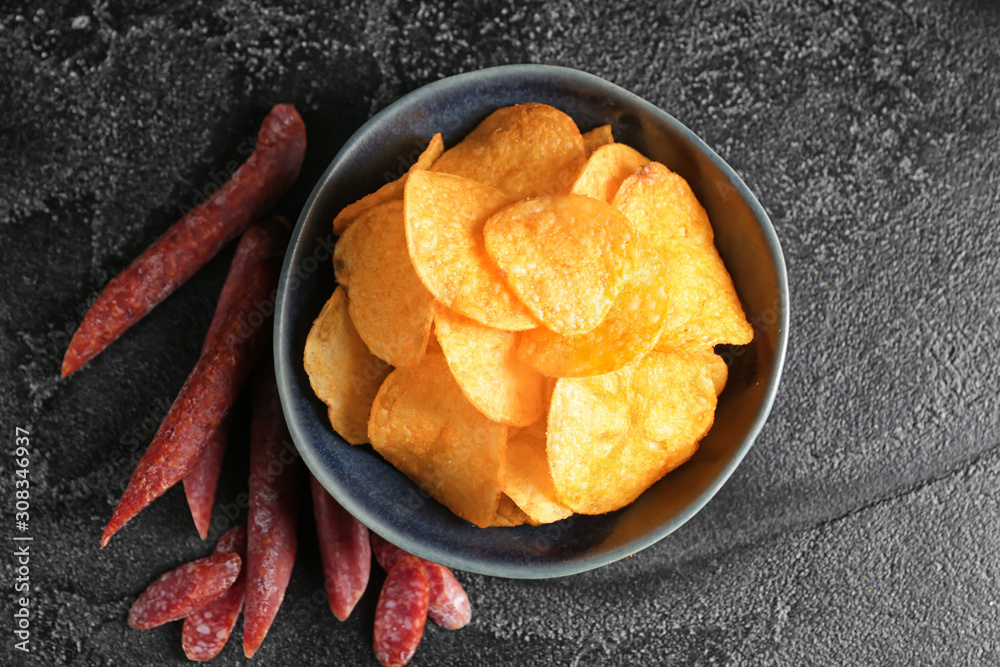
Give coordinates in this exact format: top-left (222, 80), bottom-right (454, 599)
top-left (483, 195), bottom-right (639, 335)
top-left (582, 124), bottom-right (614, 154)
top-left (432, 103), bottom-right (586, 199)
top-left (368, 353), bottom-right (506, 528)
top-left (653, 242), bottom-right (754, 348)
top-left (333, 200), bottom-right (435, 367)
top-left (613, 162), bottom-right (752, 347)
top-left (547, 350), bottom-right (718, 514)
top-left (504, 418), bottom-right (572, 525)
top-left (704, 352), bottom-right (728, 395)
top-left (425, 327), bottom-right (443, 355)
top-left (492, 495), bottom-right (531, 527)
top-left (303, 287), bottom-right (391, 444)
top-left (571, 143), bottom-right (651, 203)
top-left (332, 134), bottom-right (444, 236)
top-left (404, 171), bottom-right (534, 330)
top-left (435, 309), bottom-right (546, 427)
top-left (613, 162), bottom-right (714, 247)
top-left (518, 243), bottom-right (670, 377)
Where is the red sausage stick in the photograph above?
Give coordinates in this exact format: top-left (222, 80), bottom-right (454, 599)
top-left (182, 525), bottom-right (248, 661)
top-left (373, 556), bottom-right (429, 667)
top-left (183, 415), bottom-right (230, 540)
top-left (101, 220), bottom-right (286, 547)
top-left (370, 534), bottom-right (471, 630)
top-left (309, 474), bottom-right (371, 621)
top-left (370, 533), bottom-right (407, 572)
top-left (180, 206), bottom-right (266, 540)
top-left (423, 563), bottom-right (472, 630)
top-left (62, 103), bottom-right (305, 377)
top-left (243, 359), bottom-right (299, 658)
top-left (128, 551), bottom-right (241, 630)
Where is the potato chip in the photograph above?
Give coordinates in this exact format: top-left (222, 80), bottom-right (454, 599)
top-left (425, 327), bottom-right (443, 355)
top-left (704, 352), bottom-right (728, 395)
top-left (547, 350), bottom-right (718, 514)
top-left (571, 143), bottom-right (651, 203)
top-left (483, 195), bottom-right (639, 335)
top-left (333, 200), bottom-right (435, 367)
top-left (333, 133), bottom-right (444, 235)
top-left (613, 162), bottom-right (752, 347)
top-left (518, 243), bottom-right (670, 377)
top-left (432, 103), bottom-right (587, 199)
top-left (435, 308), bottom-right (546, 427)
top-left (492, 495), bottom-right (531, 527)
top-left (504, 418), bottom-right (572, 525)
top-left (303, 287), bottom-right (391, 444)
top-left (368, 353), bottom-right (506, 528)
top-left (404, 171), bottom-right (535, 330)
top-left (613, 162), bottom-right (714, 247)
top-left (582, 124), bottom-right (614, 154)
top-left (653, 242), bottom-right (754, 348)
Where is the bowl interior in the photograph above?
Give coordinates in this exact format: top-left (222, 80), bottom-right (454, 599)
top-left (275, 65), bottom-right (788, 578)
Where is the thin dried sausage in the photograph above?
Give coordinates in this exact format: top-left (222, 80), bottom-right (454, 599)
top-left (370, 534), bottom-right (471, 629)
top-left (128, 552), bottom-right (241, 630)
top-left (101, 220), bottom-right (286, 548)
top-left (373, 556), bottom-right (429, 667)
top-left (310, 474), bottom-right (370, 621)
top-left (62, 104), bottom-right (305, 377)
top-left (181, 526), bottom-right (248, 660)
top-left (243, 358), bottom-right (299, 658)
top-left (183, 415), bottom-right (230, 540)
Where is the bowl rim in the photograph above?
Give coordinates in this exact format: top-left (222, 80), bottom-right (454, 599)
top-left (274, 63), bottom-right (789, 578)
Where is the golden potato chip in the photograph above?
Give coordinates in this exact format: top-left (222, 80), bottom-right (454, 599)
top-left (483, 194), bottom-right (639, 335)
top-left (368, 353), bottom-right (506, 528)
top-left (547, 350), bottom-right (718, 514)
top-left (431, 103), bottom-right (586, 199)
top-left (522, 232), bottom-right (752, 372)
top-left (704, 352), bottom-right (728, 395)
top-left (492, 495), bottom-right (531, 527)
top-left (333, 133), bottom-right (444, 235)
top-left (425, 327), bottom-right (443, 355)
top-left (653, 242), bottom-right (753, 348)
top-left (434, 308), bottom-right (546, 427)
top-left (571, 143), bottom-right (651, 203)
top-left (333, 200), bottom-right (435, 367)
top-left (504, 418), bottom-right (572, 525)
top-left (543, 375), bottom-right (558, 400)
top-left (613, 162), bottom-right (752, 347)
top-left (582, 124), bottom-right (614, 154)
top-left (517, 243), bottom-right (670, 377)
top-left (404, 171), bottom-right (535, 330)
top-left (613, 162), bottom-right (714, 247)
top-left (303, 287), bottom-right (391, 444)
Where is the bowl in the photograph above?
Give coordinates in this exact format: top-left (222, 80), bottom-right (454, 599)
top-left (274, 64), bottom-right (788, 578)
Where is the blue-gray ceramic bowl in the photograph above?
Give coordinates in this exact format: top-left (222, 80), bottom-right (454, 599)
top-left (274, 64), bottom-right (788, 579)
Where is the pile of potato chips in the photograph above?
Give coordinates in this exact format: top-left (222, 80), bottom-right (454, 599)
top-left (304, 103), bottom-right (753, 528)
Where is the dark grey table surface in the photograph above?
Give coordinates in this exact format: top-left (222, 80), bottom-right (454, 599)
top-left (2, 1), bottom-right (998, 665)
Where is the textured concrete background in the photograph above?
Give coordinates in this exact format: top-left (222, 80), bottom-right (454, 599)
top-left (2, 0), bottom-right (999, 665)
